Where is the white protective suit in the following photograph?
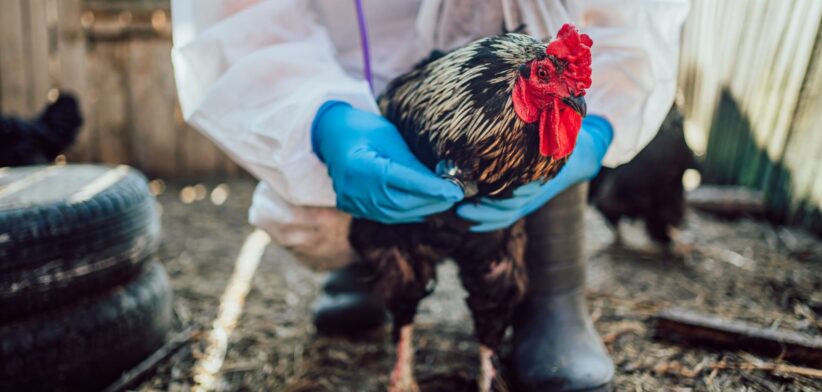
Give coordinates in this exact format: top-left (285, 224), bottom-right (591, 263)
top-left (171, 0), bottom-right (690, 267)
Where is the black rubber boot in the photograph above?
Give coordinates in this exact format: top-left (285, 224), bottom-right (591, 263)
top-left (311, 262), bottom-right (388, 335)
top-left (513, 183), bottom-right (614, 391)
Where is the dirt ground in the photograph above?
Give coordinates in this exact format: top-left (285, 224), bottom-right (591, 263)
top-left (134, 179), bottom-right (822, 392)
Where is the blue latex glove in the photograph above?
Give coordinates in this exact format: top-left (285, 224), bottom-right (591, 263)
top-left (456, 115), bottom-right (614, 232)
top-left (312, 101), bottom-right (464, 223)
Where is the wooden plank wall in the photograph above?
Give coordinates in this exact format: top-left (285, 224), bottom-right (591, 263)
top-left (0, 0), bottom-right (52, 116)
top-left (678, 0), bottom-right (822, 234)
top-left (0, 0), bottom-right (241, 179)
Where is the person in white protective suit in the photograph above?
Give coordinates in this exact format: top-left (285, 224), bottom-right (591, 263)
top-left (171, 1), bottom-right (689, 390)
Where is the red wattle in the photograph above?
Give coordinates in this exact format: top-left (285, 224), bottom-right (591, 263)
top-left (539, 99), bottom-right (582, 159)
top-left (556, 110), bottom-right (582, 159)
top-left (538, 100), bottom-right (559, 157)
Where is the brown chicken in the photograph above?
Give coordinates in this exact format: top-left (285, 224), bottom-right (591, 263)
top-left (349, 25), bottom-right (593, 392)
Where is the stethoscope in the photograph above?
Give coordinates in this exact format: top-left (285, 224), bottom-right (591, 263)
top-left (354, 0), bottom-right (478, 196)
top-left (354, 0), bottom-right (374, 93)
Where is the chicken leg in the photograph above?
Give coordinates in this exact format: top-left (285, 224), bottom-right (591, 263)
top-left (389, 325), bottom-right (419, 392)
top-left (349, 218), bottom-right (440, 392)
top-left (456, 220), bottom-right (528, 392)
top-left (382, 260), bottom-right (434, 392)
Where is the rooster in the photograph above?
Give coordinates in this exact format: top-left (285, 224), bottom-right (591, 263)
top-left (0, 94), bottom-right (83, 167)
top-left (589, 105), bottom-right (698, 252)
top-left (349, 25), bottom-right (592, 391)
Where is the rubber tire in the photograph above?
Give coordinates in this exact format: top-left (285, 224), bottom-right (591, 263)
top-left (0, 164), bottom-right (159, 319)
top-left (0, 261), bottom-right (173, 392)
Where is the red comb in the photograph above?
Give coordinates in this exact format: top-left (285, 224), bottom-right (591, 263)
top-left (546, 24), bottom-right (593, 95)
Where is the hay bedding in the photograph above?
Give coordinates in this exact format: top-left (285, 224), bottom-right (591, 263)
top-left (135, 179), bottom-right (821, 391)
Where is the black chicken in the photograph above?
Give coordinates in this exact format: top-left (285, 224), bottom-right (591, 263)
top-left (0, 94), bottom-right (83, 167)
top-left (589, 105), bottom-right (698, 250)
top-left (349, 25), bottom-right (593, 391)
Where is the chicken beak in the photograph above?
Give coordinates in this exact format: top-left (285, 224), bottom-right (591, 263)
top-left (562, 94), bottom-right (587, 117)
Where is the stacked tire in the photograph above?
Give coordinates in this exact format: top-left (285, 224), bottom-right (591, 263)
top-left (0, 164), bottom-right (173, 391)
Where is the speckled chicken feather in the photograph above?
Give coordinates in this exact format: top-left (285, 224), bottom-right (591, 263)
top-left (379, 33), bottom-right (567, 197)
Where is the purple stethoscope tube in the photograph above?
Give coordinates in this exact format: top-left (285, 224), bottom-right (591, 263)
top-left (354, 0), bottom-right (374, 93)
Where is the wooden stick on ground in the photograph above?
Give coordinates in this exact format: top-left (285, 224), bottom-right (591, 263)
top-left (653, 308), bottom-right (822, 367)
top-left (686, 185), bottom-right (766, 216)
top-left (102, 327), bottom-right (194, 392)
top-left (192, 229), bottom-right (271, 391)
top-left (720, 362), bottom-right (822, 379)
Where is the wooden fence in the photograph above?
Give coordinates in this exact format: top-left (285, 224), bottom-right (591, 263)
top-left (0, 0), bottom-right (241, 179)
top-left (678, 0), bottom-right (822, 234)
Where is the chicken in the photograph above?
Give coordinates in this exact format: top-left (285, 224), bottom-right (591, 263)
top-left (0, 94), bottom-right (83, 167)
top-left (589, 105), bottom-right (698, 252)
top-left (349, 25), bottom-right (592, 392)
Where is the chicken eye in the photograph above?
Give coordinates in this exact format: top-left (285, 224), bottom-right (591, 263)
top-left (537, 67), bottom-right (548, 80)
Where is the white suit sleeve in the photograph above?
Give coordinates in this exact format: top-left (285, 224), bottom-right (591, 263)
top-left (171, 0), bottom-right (379, 207)
top-left (568, 0), bottom-right (690, 167)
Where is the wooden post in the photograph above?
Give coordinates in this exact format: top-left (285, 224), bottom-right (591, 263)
top-left (88, 42), bottom-right (129, 165)
top-left (0, 0), bottom-right (30, 115)
top-left (126, 39), bottom-right (177, 176)
top-left (24, 0), bottom-right (52, 113)
top-left (57, 0), bottom-right (94, 162)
